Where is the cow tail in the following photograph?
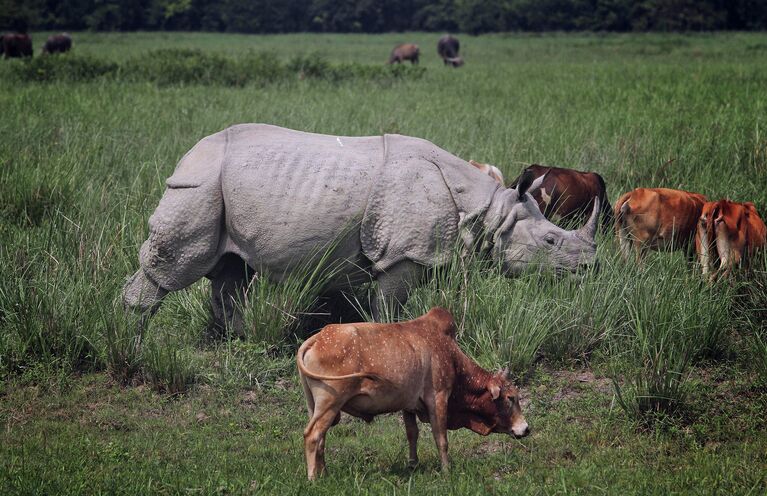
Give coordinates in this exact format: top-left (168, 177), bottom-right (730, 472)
top-left (615, 195), bottom-right (632, 238)
top-left (594, 173), bottom-right (613, 228)
top-left (297, 337), bottom-right (393, 384)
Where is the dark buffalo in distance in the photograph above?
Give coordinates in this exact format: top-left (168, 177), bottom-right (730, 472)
top-left (510, 164), bottom-right (613, 230)
top-left (388, 43), bottom-right (419, 64)
top-left (43, 33), bottom-right (72, 54)
top-left (1, 33), bottom-right (33, 58)
top-left (437, 35), bottom-right (464, 67)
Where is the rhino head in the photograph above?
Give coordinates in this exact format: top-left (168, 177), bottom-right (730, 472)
top-left (485, 170), bottom-right (598, 274)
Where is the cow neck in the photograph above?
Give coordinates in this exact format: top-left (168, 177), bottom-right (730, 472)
top-left (451, 347), bottom-right (493, 400)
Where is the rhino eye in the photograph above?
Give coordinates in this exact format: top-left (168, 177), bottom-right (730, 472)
top-left (544, 235), bottom-right (556, 246)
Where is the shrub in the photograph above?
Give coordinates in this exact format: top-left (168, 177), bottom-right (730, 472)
top-left (9, 54), bottom-right (117, 83)
top-left (7, 49), bottom-right (424, 87)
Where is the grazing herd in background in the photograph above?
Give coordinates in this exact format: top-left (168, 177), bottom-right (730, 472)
top-left (0, 32), bottom-right (71, 58)
top-left (389, 34), bottom-right (464, 67)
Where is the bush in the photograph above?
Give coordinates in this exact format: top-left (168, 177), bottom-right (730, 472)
top-left (8, 49), bottom-right (424, 87)
top-left (9, 54), bottom-right (118, 83)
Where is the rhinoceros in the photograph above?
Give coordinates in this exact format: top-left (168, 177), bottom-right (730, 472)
top-left (123, 124), bottom-right (599, 331)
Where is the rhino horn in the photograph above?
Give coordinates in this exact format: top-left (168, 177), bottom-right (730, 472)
top-left (579, 197), bottom-right (600, 240)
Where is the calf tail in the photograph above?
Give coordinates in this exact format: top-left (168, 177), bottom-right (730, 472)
top-left (615, 195), bottom-right (634, 259)
top-left (297, 337), bottom-right (392, 384)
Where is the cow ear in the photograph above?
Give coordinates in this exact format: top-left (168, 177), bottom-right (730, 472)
top-left (489, 382), bottom-right (501, 400)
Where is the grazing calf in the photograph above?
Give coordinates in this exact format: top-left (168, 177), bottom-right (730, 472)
top-left (615, 187), bottom-right (707, 262)
top-left (42, 33), bottom-right (72, 54)
top-left (509, 164), bottom-right (613, 229)
top-left (696, 199), bottom-right (766, 280)
top-left (297, 307), bottom-right (529, 480)
top-left (469, 159), bottom-right (504, 185)
top-left (388, 43), bottom-right (420, 64)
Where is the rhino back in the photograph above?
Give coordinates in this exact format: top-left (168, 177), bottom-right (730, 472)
top-left (221, 124), bottom-right (383, 271)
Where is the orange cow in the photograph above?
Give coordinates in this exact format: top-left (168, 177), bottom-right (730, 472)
top-left (614, 187), bottom-right (707, 261)
top-left (297, 307), bottom-right (529, 480)
top-left (696, 199), bottom-right (766, 279)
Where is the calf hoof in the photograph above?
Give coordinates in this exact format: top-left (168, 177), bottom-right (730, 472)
top-left (407, 459), bottom-right (419, 469)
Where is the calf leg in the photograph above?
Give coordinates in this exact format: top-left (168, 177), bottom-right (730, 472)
top-left (617, 225), bottom-right (633, 262)
top-left (372, 260), bottom-right (424, 322)
top-left (427, 392), bottom-right (450, 472)
top-left (304, 394), bottom-right (345, 480)
top-left (403, 411), bottom-right (419, 467)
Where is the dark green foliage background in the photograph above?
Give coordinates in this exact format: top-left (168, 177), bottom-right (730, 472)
top-left (4, 0), bottom-right (767, 34)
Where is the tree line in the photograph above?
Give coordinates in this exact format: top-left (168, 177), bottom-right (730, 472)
top-left (3, 0), bottom-right (767, 34)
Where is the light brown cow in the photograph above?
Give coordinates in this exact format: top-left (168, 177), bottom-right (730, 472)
top-left (297, 307), bottom-right (529, 480)
top-left (615, 187), bottom-right (707, 262)
top-left (696, 199), bottom-right (767, 280)
top-left (469, 159), bottom-right (504, 184)
top-left (388, 43), bottom-right (420, 64)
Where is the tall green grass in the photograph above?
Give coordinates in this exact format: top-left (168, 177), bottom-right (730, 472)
top-left (1, 32), bottom-right (766, 426)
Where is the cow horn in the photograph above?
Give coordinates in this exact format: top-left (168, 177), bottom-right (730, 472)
top-left (580, 196), bottom-right (600, 239)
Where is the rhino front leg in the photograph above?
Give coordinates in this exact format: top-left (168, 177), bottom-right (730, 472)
top-left (372, 260), bottom-right (424, 322)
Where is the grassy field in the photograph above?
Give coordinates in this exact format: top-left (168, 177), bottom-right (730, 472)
top-left (2, 32), bottom-right (767, 494)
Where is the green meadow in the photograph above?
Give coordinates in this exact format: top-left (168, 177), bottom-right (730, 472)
top-left (1, 32), bottom-right (766, 494)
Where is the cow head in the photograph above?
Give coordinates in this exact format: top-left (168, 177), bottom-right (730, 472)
top-left (486, 368), bottom-right (529, 438)
top-left (486, 170), bottom-right (598, 275)
top-left (451, 368), bottom-right (530, 439)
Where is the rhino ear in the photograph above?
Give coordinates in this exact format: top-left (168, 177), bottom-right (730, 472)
top-left (515, 170), bottom-right (535, 198)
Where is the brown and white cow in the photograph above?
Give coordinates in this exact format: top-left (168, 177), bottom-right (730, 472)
top-left (615, 187), bottom-right (707, 262)
top-left (297, 307), bottom-right (529, 480)
top-left (469, 159), bottom-right (504, 184)
top-left (696, 199), bottom-right (766, 280)
top-left (510, 164), bottom-right (613, 230)
top-left (1, 33), bottom-right (33, 58)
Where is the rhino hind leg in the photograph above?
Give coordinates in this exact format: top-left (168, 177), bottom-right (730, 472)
top-left (208, 254), bottom-right (255, 338)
